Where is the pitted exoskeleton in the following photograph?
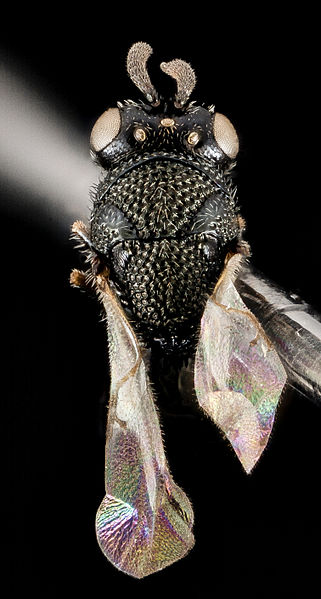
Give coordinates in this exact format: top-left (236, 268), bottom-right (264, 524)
top-left (88, 42), bottom-right (247, 352)
top-left (71, 42), bottom-right (286, 579)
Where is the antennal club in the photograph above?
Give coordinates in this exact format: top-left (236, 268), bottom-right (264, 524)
top-left (160, 59), bottom-right (196, 108)
top-left (127, 42), bottom-right (159, 105)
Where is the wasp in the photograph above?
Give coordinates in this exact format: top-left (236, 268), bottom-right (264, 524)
top-left (70, 42), bottom-right (321, 578)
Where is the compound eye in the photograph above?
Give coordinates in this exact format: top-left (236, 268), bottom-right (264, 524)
top-left (213, 112), bottom-right (239, 159)
top-left (90, 107), bottom-right (121, 152)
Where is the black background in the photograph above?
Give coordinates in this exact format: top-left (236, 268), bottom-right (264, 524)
top-left (2, 6), bottom-right (321, 597)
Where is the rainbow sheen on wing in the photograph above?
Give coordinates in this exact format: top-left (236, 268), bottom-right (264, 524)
top-left (194, 254), bottom-right (287, 473)
top-left (95, 276), bottom-right (194, 579)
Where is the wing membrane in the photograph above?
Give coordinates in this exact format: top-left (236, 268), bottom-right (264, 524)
top-left (194, 254), bottom-right (287, 473)
top-left (237, 264), bottom-right (321, 404)
top-left (95, 275), bottom-right (194, 578)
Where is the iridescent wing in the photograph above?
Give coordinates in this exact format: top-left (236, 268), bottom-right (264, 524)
top-left (237, 264), bottom-right (321, 403)
top-left (94, 272), bottom-right (194, 579)
top-left (194, 253), bottom-right (287, 473)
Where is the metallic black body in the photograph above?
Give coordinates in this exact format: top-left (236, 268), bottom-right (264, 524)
top-left (90, 101), bottom-right (242, 353)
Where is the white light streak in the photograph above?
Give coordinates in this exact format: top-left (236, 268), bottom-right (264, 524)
top-left (0, 61), bottom-right (97, 233)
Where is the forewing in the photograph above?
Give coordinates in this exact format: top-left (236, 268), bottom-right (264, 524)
top-left (237, 264), bottom-right (321, 404)
top-left (95, 275), bottom-right (194, 579)
top-left (194, 254), bottom-right (287, 473)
